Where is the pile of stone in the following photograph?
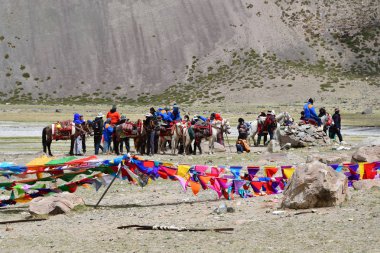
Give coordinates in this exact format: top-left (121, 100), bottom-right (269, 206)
top-left (278, 124), bottom-right (331, 148)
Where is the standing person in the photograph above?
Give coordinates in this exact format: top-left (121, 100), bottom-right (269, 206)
top-left (257, 112), bottom-right (267, 146)
top-left (102, 118), bottom-right (114, 155)
top-left (72, 113), bottom-right (85, 155)
top-left (264, 110), bottom-right (277, 143)
top-left (93, 113), bottom-right (104, 155)
top-left (144, 113), bottom-right (155, 156)
top-left (330, 108), bottom-right (343, 143)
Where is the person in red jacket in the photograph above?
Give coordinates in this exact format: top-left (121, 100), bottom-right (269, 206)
top-left (106, 105), bottom-right (121, 126)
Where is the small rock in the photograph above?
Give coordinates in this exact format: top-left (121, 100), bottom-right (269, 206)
top-left (361, 107), bottom-right (372, 114)
top-left (353, 180), bottom-right (380, 190)
top-left (272, 210), bottom-right (286, 215)
top-left (351, 146), bottom-right (380, 163)
top-left (29, 193), bottom-right (84, 215)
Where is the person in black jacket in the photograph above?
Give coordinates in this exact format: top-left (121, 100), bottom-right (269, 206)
top-left (93, 113), bottom-right (104, 155)
top-left (329, 108), bottom-right (343, 142)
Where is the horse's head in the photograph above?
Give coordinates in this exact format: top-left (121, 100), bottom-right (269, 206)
top-left (83, 120), bottom-right (94, 136)
top-left (223, 119), bottom-right (232, 134)
top-left (277, 112), bottom-right (294, 126)
top-left (284, 112), bottom-right (294, 125)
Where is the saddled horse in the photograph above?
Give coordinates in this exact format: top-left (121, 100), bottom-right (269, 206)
top-left (157, 124), bottom-right (174, 154)
top-left (248, 112), bottom-right (293, 146)
top-left (42, 120), bottom-right (93, 156)
top-left (113, 120), bottom-right (146, 155)
top-left (192, 119), bottom-right (232, 154)
top-left (171, 121), bottom-right (191, 155)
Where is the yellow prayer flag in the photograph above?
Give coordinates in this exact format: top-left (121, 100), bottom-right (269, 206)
top-left (177, 164), bottom-right (191, 178)
top-left (358, 162), bottom-right (366, 180)
top-left (283, 167), bottom-right (295, 179)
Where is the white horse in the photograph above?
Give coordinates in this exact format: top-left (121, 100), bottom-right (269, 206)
top-left (248, 112), bottom-right (293, 146)
top-left (203, 119), bottom-right (232, 154)
top-left (171, 121), bottom-right (188, 155)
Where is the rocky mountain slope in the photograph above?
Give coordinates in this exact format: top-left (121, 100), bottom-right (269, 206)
top-left (0, 0), bottom-right (379, 107)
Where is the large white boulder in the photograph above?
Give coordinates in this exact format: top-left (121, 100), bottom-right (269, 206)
top-left (281, 161), bottom-right (348, 209)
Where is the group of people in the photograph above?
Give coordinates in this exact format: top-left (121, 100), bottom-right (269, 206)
top-left (143, 106), bottom-right (225, 155)
top-left (74, 103), bottom-right (218, 156)
top-left (300, 98), bottom-right (343, 143)
top-left (235, 110), bottom-right (278, 153)
top-left (71, 98), bottom-right (343, 156)
top-left (72, 105), bottom-right (130, 156)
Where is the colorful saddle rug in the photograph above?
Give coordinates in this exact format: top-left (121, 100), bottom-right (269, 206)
top-left (121, 121), bottom-right (143, 138)
top-left (52, 120), bottom-right (75, 140)
top-left (193, 122), bottom-right (212, 137)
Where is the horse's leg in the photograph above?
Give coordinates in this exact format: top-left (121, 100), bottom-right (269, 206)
top-left (42, 128), bottom-right (47, 154)
top-left (171, 136), bottom-right (177, 155)
top-left (69, 136), bottom-right (74, 155)
top-left (208, 137), bottom-right (213, 155)
top-left (253, 132), bottom-right (258, 146)
top-left (182, 135), bottom-right (187, 156)
top-left (47, 139), bottom-right (53, 156)
top-left (159, 137), bottom-right (165, 154)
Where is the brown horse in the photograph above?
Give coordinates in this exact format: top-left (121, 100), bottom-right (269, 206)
top-left (42, 121), bottom-right (93, 156)
top-left (113, 120), bottom-right (147, 155)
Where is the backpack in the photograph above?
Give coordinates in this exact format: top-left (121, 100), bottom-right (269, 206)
top-left (326, 114), bottom-right (333, 126)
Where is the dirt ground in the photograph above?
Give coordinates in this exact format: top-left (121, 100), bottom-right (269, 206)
top-left (0, 144), bottom-right (379, 253)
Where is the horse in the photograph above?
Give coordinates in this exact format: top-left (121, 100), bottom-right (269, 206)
top-left (113, 120), bottom-right (146, 155)
top-left (42, 120), bottom-right (93, 156)
top-left (157, 124), bottom-right (174, 154)
top-left (248, 112), bottom-right (293, 146)
top-left (171, 121), bottom-right (191, 155)
top-left (197, 119), bottom-right (232, 154)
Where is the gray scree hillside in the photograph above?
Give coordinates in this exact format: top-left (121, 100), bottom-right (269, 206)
top-left (0, 0), bottom-right (379, 103)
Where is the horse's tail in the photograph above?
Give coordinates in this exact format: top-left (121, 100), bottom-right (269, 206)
top-left (42, 127), bottom-right (47, 150)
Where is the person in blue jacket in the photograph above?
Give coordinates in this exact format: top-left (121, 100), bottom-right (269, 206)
top-left (171, 103), bottom-right (182, 121)
top-left (303, 98), bottom-right (321, 126)
top-left (103, 118), bottom-right (114, 154)
top-left (73, 113), bottom-right (86, 154)
top-left (73, 113), bottom-right (85, 124)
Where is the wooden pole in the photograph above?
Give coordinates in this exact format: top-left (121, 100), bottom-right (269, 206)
top-left (94, 164), bottom-right (122, 209)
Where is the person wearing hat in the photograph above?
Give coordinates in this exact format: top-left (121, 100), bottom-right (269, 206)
top-left (93, 113), bottom-right (104, 155)
top-left (72, 113), bottom-right (87, 155)
top-left (330, 108), bottom-right (343, 143)
top-left (303, 98), bottom-right (321, 126)
top-left (256, 112), bottom-right (268, 146)
top-left (264, 110), bottom-right (276, 143)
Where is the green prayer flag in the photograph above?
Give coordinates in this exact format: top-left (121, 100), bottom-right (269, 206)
top-left (45, 156), bottom-right (77, 166)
